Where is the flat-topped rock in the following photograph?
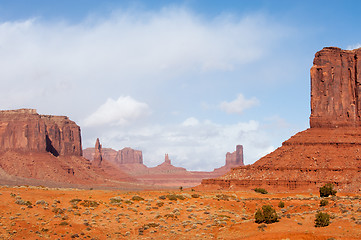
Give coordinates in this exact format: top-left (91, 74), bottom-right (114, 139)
top-left (0, 109), bottom-right (82, 156)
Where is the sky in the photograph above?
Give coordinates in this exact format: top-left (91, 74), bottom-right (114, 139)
top-left (1, 0), bottom-right (361, 171)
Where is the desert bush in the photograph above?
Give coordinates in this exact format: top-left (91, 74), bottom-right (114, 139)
top-left (216, 194), bottom-right (230, 201)
top-left (156, 202), bottom-right (164, 207)
top-left (110, 197), bottom-right (122, 205)
top-left (166, 194), bottom-right (185, 201)
top-left (15, 199), bottom-right (32, 206)
top-left (319, 183), bottom-right (337, 197)
top-left (164, 213), bottom-right (177, 219)
top-left (158, 195), bottom-right (166, 200)
top-left (278, 201), bottom-right (285, 208)
top-left (69, 199), bottom-right (82, 204)
top-left (314, 212), bottom-right (330, 227)
top-left (36, 200), bottom-right (48, 206)
top-left (59, 221), bottom-right (69, 226)
top-left (132, 196), bottom-right (144, 201)
top-left (80, 200), bottom-right (99, 208)
top-left (255, 205), bottom-right (278, 224)
top-left (52, 208), bottom-right (65, 214)
top-left (320, 199), bottom-right (329, 207)
top-left (191, 194), bottom-right (200, 198)
top-left (254, 188), bottom-right (268, 194)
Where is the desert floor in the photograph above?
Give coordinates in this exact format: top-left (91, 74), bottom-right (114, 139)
top-left (0, 186), bottom-right (360, 239)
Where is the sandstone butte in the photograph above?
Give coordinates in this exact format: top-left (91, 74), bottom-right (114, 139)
top-left (200, 47), bottom-right (361, 193)
top-left (0, 109), bottom-right (137, 189)
top-left (83, 141), bottom-right (244, 188)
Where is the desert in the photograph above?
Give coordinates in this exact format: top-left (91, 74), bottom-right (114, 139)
top-left (1, 186), bottom-right (361, 239)
top-left (2, 1), bottom-right (361, 239)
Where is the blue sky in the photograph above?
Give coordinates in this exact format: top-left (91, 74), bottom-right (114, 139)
top-left (1, 0), bottom-right (361, 170)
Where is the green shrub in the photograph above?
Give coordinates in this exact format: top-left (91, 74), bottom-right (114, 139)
top-left (216, 194), bottom-right (230, 201)
top-left (320, 199), bottom-right (328, 207)
top-left (254, 188), bottom-right (268, 194)
top-left (158, 195), bottom-right (166, 200)
top-left (156, 202), bottom-right (164, 207)
top-left (132, 196), bottom-right (144, 201)
top-left (319, 183), bottom-right (337, 197)
top-left (166, 194), bottom-right (185, 201)
top-left (15, 199), bottom-right (32, 206)
top-left (80, 200), bottom-right (99, 208)
top-left (278, 201), bottom-right (285, 208)
top-left (314, 212), bottom-right (330, 227)
top-left (255, 205), bottom-right (278, 224)
top-left (109, 197), bottom-right (122, 205)
top-left (191, 194), bottom-right (200, 198)
top-left (69, 199), bottom-right (82, 204)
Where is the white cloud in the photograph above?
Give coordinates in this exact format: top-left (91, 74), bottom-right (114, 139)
top-left (83, 96), bottom-right (150, 127)
top-left (182, 117), bottom-right (199, 126)
top-left (219, 94), bottom-right (259, 114)
top-left (0, 8), bottom-right (285, 116)
top-left (346, 43), bottom-right (361, 50)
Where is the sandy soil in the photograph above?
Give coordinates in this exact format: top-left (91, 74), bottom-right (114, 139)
top-left (0, 186), bottom-right (360, 239)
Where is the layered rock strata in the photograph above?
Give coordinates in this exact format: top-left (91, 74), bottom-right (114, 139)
top-left (201, 47), bottom-right (361, 192)
top-left (0, 109), bottom-right (135, 187)
top-left (0, 109), bottom-right (82, 156)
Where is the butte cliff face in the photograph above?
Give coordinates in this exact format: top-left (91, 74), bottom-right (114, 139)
top-left (310, 47), bottom-right (361, 128)
top-left (0, 109), bottom-right (82, 156)
top-left (200, 47), bottom-right (361, 192)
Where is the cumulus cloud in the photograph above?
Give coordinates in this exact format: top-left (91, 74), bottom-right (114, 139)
top-left (219, 94), bottom-right (259, 114)
top-left (83, 96), bottom-right (150, 127)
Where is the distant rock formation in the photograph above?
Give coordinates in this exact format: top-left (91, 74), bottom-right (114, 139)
top-left (213, 145), bottom-right (244, 173)
top-left (115, 147), bottom-right (143, 164)
top-left (0, 109), bottom-right (82, 156)
top-left (92, 138), bottom-right (102, 167)
top-left (200, 47), bottom-right (361, 193)
top-left (83, 144), bottom-right (244, 187)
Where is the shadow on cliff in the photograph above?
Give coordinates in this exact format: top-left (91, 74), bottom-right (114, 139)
top-left (46, 135), bottom-right (59, 157)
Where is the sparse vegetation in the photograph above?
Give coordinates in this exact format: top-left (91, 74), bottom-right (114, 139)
top-left (320, 199), bottom-right (328, 207)
top-left (254, 188), bottom-right (268, 194)
top-left (15, 199), bottom-right (32, 206)
top-left (278, 201), bottom-right (285, 208)
top-left (132, 195), bottom-right (144, 201)
top-left (319, 183), bottom-right (337, 197)
top-left (80, 200), bottom-right (99, 208)
top-left (166, 194), bottom-right (185, 201)
top-left (314, 212), bottom-right (330, 227)
top-left (69, 199), bottom-right (82, 204)
top-left (191, 194), bottom-right (200, 198)
top-left (216, 194), bottom-right (230, 201)
top-left (255, 205), bottom-right (278, 224)
top-left (110, 197), bottom-right (122, 205)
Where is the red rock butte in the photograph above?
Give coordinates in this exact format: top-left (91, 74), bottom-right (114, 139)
top-left (200, 47), bottom-right (361, 192)
top-left (0, 109), bottom-right (82, 156)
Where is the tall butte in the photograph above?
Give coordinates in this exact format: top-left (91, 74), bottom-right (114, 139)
top-left (201, 47), bottom-right (361, 192)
